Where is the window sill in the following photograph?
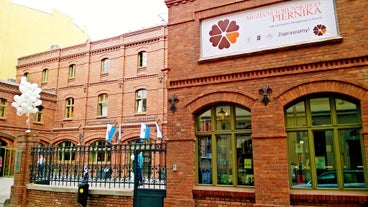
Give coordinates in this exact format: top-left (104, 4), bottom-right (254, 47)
top-left (135, 113), bottom-right (146, 116)
top-left (192, 185), bottom-right (255, 200)
top-left (290, 189), bottom-right (368, 205)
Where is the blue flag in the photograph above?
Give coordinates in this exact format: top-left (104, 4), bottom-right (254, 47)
top-left (140, 124), bottom-right (150, 139)
top-left (106, 124), bottom-right (116, 143)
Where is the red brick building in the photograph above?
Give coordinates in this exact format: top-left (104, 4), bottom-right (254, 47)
top-left (164, 0), bottom-right (368, 206)
top-left (1, 0), bottom-right (368, 206)
top-left (0, 25), bottom-right (168, 175)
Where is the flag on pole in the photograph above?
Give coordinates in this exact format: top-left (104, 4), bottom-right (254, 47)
top-left (115, 124), bottom-right (122, 142)
top-left (155, 122), bottom-right (162, 138)
top-left (140, 124), bottom-right (150, 139)
top-left (106, 124), bottom-right (116, 143)
top-left (118, 124), bottom-right (122, 141)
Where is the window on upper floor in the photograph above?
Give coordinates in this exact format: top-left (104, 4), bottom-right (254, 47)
top-left (33, 105), bottom-right (44, 123)
top-left (23, 72), bottom-right (29, 80)
top-left (65, 98), bottom-right (74, 119)
top-left (101, 58), bottom-right (109, 73)
top-left (287, 95), bottom-right (366, 190)
top-left (135, 89), bottom-right (147, 113)
top-left (0, 98), bottom-right (7, 119)
top-left (69, 64), bottom-right (76, 79)
top-left (42, 69), bottom-right (48, 83)
top-left (196, 104), bottom-right (253, 186)
top-left (138, 51), bottom-right (147, 68)
top-left (57, 141), bottom-right (76, 162)
top-left (98, 94), bottom-right (108, 117)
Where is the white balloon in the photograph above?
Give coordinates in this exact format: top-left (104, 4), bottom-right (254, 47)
top-left (35, 88), bottom-right (41, 94)
top-left (29, 96), bottom-right (36, 103)
top-left (14, 95), bottom-right (21, 102)
top-left (26, 105), bottom-right (33, 113)
top-left (13, 77), bottom-right (42, 121)
top-left (11, 102), bottom-right (18, 108)
top-left (25, 81), bottom-right (31, 87)
top-left (35, 100), bottom-right (42, 106)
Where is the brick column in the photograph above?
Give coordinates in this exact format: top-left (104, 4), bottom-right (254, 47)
top-left (9, 132), bottom-right (39, 207)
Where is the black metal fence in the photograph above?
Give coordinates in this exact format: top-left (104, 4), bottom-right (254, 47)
top-left (29, 142), bottom-right (167, 189)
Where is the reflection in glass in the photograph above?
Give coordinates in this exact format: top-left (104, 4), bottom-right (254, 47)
top-left (236, 135), bottom-right (253, 185)
top-left (196, 105), bottom-right (252, 187)
top-left (216, 106), bottom-right (230, 130)
top-left (217, 135), bottom-right (232, 185)
top-left (235, 107), bottom-right (251, 130)
top-left (310, 98), bottom-right (331, 125)
top-left (197, 109), bottom-right (211, 132)
top-left (289, 131), bottom-right (311, 187)
top-left (338, 129), bottom-right (365, 188)
top-left (336, 99), bottom-right (359, 124)
top-left (287, 96), bottom-right (365, 189)
top-left (286, 101), bottom-right (306, 127)
top-left (198, 136), bottom-right (212, 184)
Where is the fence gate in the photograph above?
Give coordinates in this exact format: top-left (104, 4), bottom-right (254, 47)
top-left (133, 142), bottom-right (166, 207)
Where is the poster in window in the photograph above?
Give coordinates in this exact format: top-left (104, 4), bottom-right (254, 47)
top-left (244, 159), bottom-right (252, 169)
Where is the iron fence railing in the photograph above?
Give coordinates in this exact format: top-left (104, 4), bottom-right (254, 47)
top-left (29, 142), bottom-right (167, 189)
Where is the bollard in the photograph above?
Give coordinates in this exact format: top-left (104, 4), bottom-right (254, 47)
top-left (77, 181), bottom-right (89, 207)
top-left (77, 165), bottom-right (89, 207)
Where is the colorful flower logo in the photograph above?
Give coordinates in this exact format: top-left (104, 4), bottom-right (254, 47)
top-left (209, 19), bottom-right (240, 50)
top-left (313, 24), bottom-right (327, 36)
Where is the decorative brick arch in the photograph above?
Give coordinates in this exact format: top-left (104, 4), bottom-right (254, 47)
top-left (276, 80), bottom-right (368, 107)
top-left (0, 132), bottom-right (16, 143)
top-left (185, 91), bottom-right (257, 114)
top-left (50, 137), bottom-right (78, 146)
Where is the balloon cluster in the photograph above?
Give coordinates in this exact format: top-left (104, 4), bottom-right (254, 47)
top-left (11, 77), bottom-right (42, 132)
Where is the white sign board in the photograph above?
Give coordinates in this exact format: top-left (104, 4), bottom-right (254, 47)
top-left (200, 0), bottom-right (339, 60)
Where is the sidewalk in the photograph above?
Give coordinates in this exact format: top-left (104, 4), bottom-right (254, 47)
top-left (0, 177), bottom-right (13, 207)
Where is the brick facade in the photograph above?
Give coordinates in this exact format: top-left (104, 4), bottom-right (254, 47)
top-left (1, 25), bottom-right (168, 206)
top-left (165, 0), bottom-right (368, 206)
top-left (8, 25), bottom-right (168, 146)
top-left (1, 0), bottom-right (368, 206)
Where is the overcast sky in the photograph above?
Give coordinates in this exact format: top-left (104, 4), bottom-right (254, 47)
top-left (12, 0), bottom-right (168, 40)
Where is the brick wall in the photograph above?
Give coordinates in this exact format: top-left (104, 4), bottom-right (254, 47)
top-left (26, 189), bottom-right (133, 207)
top-left (13, 25), bottom-right (168, 145)
top-left (165, 0), bottom-right (368, 206)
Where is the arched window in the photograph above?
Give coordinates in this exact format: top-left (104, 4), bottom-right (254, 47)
top-left (138, 51), bottom-right (147, 68)
top-left (69, 64), bottom-right (76, 79)
top-left (196, 104), bottom-right (253, 186)
top-left (286, 95), bottom-right (366, 189)
top-left (33, 105), bottom-right (44, 123)
top-left (98, 94), bottom-right (108, 116)
top-left (0, 98), bottom-right (7, 119)
top-left (23, 72), bottom-right (29, 80)
top-left (135, 89), bottom-right (146, 113)
top-left (65, 98), bottom-right (74, 119)
top-left (101, 58), bottom-right (109, 73)
top-left (42, 68), bottom-right (48, 83)
top-left (89, 140), bottom-right (111, 163)
top-left (57, 141), bottom-right (76, 162)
